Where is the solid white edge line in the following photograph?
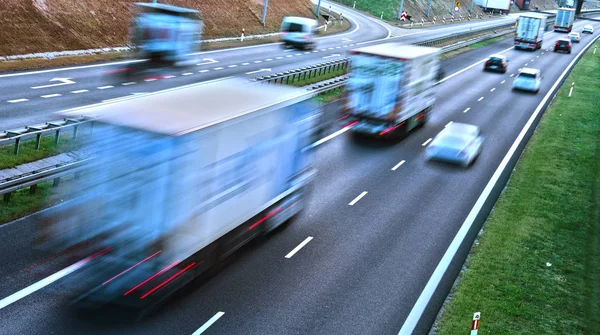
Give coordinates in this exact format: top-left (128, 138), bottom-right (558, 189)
top-left (191, 312), bottom-right (225, 335)
top-left (422, 138), bottom-right (433, 146)
top-left (285, 237), bottom-right (314, 259)
top-left (349, 191), bottom-right (368, 206)
top-left (0, 256), bottom-right (90, 310)
top-left (392, 160), bottom-right (406, 171)
top-left (445, 121), bottom-right (453, 128)
top-left (397, 31), bottom-right (600, 335)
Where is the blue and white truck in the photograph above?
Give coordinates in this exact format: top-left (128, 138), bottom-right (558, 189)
top-left (129, 2), bottom-right (203, 66)
top-left (40, 78), bottom-right (320, 309)
top-left (342, 43), bottom-right (441, 139)
top-left (514, 13), bottom-right (548, 50)
top-left (554, 8), bottom-right (576, 32)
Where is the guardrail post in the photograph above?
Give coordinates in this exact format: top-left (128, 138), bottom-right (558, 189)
top-left (73, 125), bottom-right (79, 140)
top-left (3, 192), bottom-right (11, 203)
top-left (35, 133), bottom-right (42, 150)
top-left (53, 177), bottom-right (61, 187)
top-left (54, 129), bottom-right (61, 146)
top-left (14, 138), bottom-right (21, 156)
top-left (29, 184), bottom-right (37, 195)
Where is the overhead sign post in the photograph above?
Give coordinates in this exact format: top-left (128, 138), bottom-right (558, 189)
top-left (427, 0), bottom-right (435, 17)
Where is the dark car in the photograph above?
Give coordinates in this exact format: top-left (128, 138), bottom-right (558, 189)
top-left (554, 38), bottom-right (572, 53)
top-left (483, 54), bottom-right (508, 73)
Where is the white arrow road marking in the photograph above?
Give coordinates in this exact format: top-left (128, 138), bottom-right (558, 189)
top-left (196, 58), bottom-right (218, 66)
top-left (323, 54), bottom-right (342, 59)
top-left (246, 68), bottom-right (271, 75)
top-left (31, 78), bottom-right (75, 89)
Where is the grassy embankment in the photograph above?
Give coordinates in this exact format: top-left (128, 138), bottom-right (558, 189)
top-left (434, 41), bottom-right (600, 334)
top-left (0, 134), bottom-right (79, 170)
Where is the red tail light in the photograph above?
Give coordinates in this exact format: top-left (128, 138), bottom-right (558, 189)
top-left (485, 60), bottom-right (491, 64)
top-left (555, 42), bottom-right (560, 46)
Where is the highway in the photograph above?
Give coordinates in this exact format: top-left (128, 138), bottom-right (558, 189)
top-left (0, 0), bottom-right (524, 130)
top-left (1, 4), bottom-right (600, 335)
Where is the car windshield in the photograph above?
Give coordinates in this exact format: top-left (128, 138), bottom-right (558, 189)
top-left (559, 40), bottom-right (569, 45)
top-left (489, 57), bottom-right (503, 63)
top-left (569, 33), bottom-right (578, 37)
top-left (284, 22), bottom-right (305, 33)
top-left (434, 134), bottom-right (471, 149)
top-left (517, 72), bottom-right (536, 79)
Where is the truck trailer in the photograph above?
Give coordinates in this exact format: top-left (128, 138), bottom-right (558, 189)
top-left (554, 8), bottom-right (576, 32)
top-left (39, 78), bottom-right (320, 309)
top-left (514, 13), bottom-right (548, 50)
top-left (130, 2), bottom-right (203, 66)
top-left (342, 43), bottom-right (441, 139)
top-left (474, 0), bottom-right (511, 13)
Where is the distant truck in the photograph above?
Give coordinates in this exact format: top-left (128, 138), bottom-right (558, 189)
top-left (514, 13), bottom-right (548, 50)
top-left (554, 8), bottom-right (576, 32)
top-left (558, 0), bottom-right (575, 8)
top-left (515, 0), bottom-right (531, 10)
top-left (40, 78), bottom-right (320, 309)
top-left (474, 0), bottom-right (511, 13)
top-left (342, 43), bottom-right (441, 139)
top-left (129, 2), bottom-right (203, 66)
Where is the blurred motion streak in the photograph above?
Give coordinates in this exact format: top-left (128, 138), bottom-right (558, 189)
top-left (37, 77), bottom-right (320, 310)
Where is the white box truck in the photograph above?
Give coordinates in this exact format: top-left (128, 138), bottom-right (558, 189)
top-left (39, 78), bottom-right (320, 309)
top-left (514, 13), bottom-right (548, 50)
top-left (342, 43), bottom-right (441, 139)
top-left (554, 8), bottom-right (576, 32)
top-left (474, 0), bottom-right (511, 12)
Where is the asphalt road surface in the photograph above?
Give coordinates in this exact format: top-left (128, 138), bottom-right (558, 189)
top-left (1, 7), bottom-right (599, 335)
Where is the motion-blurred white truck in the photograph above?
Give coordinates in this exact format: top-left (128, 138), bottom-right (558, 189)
top-left (342, 43), bottom-right (441, 139)
top-left (40, 78), bottom-right (320, 309)
top-left (130, 2), bottom-right (203, 66)
top-left (554, 8), bottom-right (575, 32)
top-left (514, 13), bottom-right (548, 50)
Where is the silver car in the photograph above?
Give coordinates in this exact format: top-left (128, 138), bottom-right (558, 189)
top-left (582, 25), bottom-right (594, 34)
top-left (280, 17), bottom-right (318, 50)
top-left (512, 68), bottom-right (542, 93)
top-left (425, 123), bottom-right (484, 167)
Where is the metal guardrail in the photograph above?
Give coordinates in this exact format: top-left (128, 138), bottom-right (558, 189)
top-left (0, 159), bottom-right (87, 201)
top-left (253, 59), bottom-right (349, 85)
top-left (0, 117), bottom-right (93, 156)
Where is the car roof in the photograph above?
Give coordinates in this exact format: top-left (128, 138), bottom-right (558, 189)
top-left (488, 54), bottom-right (506, 59)
top-left (568, 32), bottom-right (579, 35)
top-left (282, 16), bottom-right (318, 26)
top-left (584, 24), bottom-right (593, 27)
top-left (557, 38), bottom-right (571, 41)
top-left (442, 123), bottom-right (480, 136)
top-left (519, 67), bottom-right (540, 75)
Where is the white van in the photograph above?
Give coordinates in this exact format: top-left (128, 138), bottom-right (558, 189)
top-left (280, 17), bottom-right (318, 50)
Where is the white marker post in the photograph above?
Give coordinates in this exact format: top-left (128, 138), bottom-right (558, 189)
top-left (241, 28), bottom-right (245, 42)
top-left (381, 11), bottom-right (384, 19)
top-left (569, 82), bottom-right (574, 97)
top-left (353, 1), bottom-right (356, 8)
top-left (594, 46), bottom-right (597, 54)
top-left (324, 21), bottom-right (328, 32)
top-left (471, 312), bottom-right (481, 334)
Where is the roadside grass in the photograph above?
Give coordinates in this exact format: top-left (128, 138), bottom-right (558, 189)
top-left (434, 42), bottom-right (600, 334)
top-left (0, 134), bottom-right (80, 170)
top-left (0, 177), bottom-right (73, 225)
top-left (315, 87), bottom-right (344, 104)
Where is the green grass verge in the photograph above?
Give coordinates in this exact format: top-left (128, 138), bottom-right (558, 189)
top-left (0, 134), bottom-right (80, 170)
top-left (315, 87), bottom-right (344, 104)
top-left (0, 176), bottom-right (72, 225)
top-left (469, 34), bottom-right (509, 49)
top-left (334, 0), bottom-right (398, 21)
top-left (434, 41), bottom-right (600, 334)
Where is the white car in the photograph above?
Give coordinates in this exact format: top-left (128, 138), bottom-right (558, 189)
top-left (582, 25), bottom-right (594, 34)
top-left (568, 32), bottom-right (581, 43)
top-left (512, 68), bottom-right (542, 93)
top-left (425, 123), bottom-right (484, 167)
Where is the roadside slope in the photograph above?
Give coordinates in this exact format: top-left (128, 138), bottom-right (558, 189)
top-left (0, 0), bottom-right (312, 56)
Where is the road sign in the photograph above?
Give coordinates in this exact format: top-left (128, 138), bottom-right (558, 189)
top-left (454, 6), bottom-right (460, 11)
top-left (455, 1), bottom-right (461, 7)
